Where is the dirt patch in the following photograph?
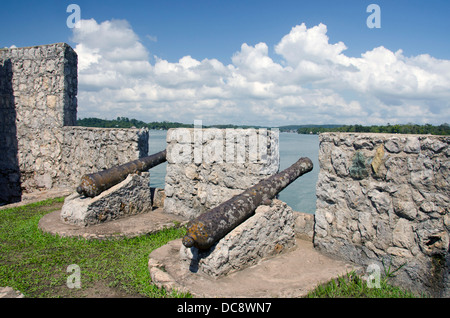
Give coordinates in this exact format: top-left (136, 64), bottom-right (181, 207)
top-left (75, 281), bottom-right (145, 298)
top-left (38, 280), bottom-right (146, 298)
top-left (38, 201), bottom-right (65, 212)
top-left (80, 281), bottom-right (146, 298)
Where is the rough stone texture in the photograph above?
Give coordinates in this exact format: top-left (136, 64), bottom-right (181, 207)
top-left (0, 43), bottom-right (77, 197)
top-left (60, 126), bottom-right (149, 188)
top-left (315, 132), bottom-right (450, 297)
top-left (0, 287), bottom-right (24, 298)
top-left (294, 211), bottom-right (315, 241)
top-left (179, 199), bottom-right (296, 278)
top-left (164, 128), bottom-right (279, 219)
top-left (151, 188), bottom-right (166, 209)
top-left (0, 43), bottom-right (149, 205)
top-left (61, 172), bottom-right (152, 226)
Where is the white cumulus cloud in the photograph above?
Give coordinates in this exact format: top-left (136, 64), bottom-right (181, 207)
top-left (72, 19), bottom-right (450, 126)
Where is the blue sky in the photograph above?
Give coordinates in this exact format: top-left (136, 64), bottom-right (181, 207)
top-left (1, 1), bottom-right (449, 126)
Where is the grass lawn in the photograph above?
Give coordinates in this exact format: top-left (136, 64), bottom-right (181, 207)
top-left (0, 197), bottom-right (189, 298)
top-left (306, 270), bottom-right (423, 298)
top-left (0, 197), bottom-right (422, 298)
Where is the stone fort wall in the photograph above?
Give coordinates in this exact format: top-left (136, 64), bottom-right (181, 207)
top-left (0, 43), bottom-right (148, 204)
top-left (164, 127), bottom-right (280, 219)
top-left (314, 132), bottom-right (449, 297)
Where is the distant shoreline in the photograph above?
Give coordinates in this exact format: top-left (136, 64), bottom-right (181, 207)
top-left (77, 117), bottom-right (449, 136)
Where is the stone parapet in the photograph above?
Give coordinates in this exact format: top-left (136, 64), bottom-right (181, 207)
top-left (164, 127), bottom-right (279, 219)
top-left (60, 126), bottom-right (149, 188)
top-left (314, 132), bottom-right (449, 297)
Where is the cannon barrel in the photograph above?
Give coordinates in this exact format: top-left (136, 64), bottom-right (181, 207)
top-left (182, 156), bottom-right (313, 250)
top-left (76, 149), bottom-right (167, 198)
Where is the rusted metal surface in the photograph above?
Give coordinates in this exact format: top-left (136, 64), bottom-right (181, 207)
top-left (182, 156), bottom-right (313, 250)
top-left (76, 149), bottom-right (167, 198)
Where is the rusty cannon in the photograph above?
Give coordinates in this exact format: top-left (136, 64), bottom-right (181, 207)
top-left (76, 149), bottom-right (167, 198)
top-left (182, 156), bottom-right (313, 250)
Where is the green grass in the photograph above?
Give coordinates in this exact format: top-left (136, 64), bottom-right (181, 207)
top-left (0, 197), bottom-right (190, 298)
top-left (306, 270), bottom-right (423, 298)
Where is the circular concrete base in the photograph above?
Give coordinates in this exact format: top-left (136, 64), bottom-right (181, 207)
top-left (148, 238), bottom-right (361, 298)
top-left (39, 208), bottom-right (188, 240)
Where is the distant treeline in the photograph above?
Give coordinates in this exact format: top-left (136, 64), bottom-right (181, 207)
top-left (77, 117), bottom-right (192, 130)
top-left (297, 123), bottom-right (450, 135)
top-left (77, 117), bottom-right (449, 135)
top-left (77, 117), bottom-right (266, 130)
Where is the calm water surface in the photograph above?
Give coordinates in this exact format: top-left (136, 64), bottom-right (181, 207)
top-left (148, 130), bottom-right (319, 214)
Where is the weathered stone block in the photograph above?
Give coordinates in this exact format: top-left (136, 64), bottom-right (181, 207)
top-left (60, 126), bottom-right (149, 188)
top-left (151, 188), bottom-right (166, 208)
top-left (179, 199), bottom-right (296, 278)
top-left (61, 172), bottom-right (152, 226)
top-left (293, 211), bottom-right (315, 240)
top-left (1, 44), bottom-right (73, 194)
top-left (349, 151), bottom-right (369, 179)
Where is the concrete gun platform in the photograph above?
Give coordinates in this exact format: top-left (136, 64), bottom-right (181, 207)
top-left (148, 238), bottom-right (361, 298)
top-left (39, 207), bottom-right (187, 240)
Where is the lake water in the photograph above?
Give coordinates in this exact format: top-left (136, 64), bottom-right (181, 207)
top-left (148, 130), bottom-right (319, 214)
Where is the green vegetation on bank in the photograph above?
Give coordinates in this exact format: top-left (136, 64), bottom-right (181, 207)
top-left (0, 198), bottom-right (189, 298)
top-left (296, 123), bottom-right (450, 135)
top-left (77, 117), bottom-right (266, 130)
top-left (77, 117), bottom-right (449, 135)
top-left (77, 117), bottom-right (191, 130)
